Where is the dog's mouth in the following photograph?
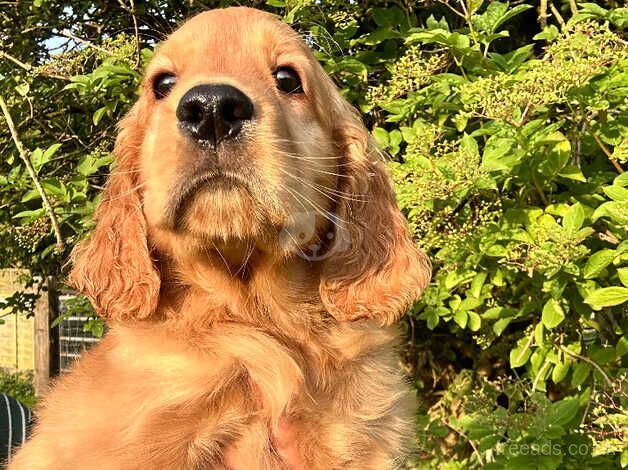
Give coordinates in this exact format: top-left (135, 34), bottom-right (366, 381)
top-left (165, 172), bottom-right (251, 230)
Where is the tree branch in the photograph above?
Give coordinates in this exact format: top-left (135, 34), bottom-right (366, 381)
top-left (559, 346), bottom-right (612, 388)
top-left (0, 50), bottom-right (32, 70)
top-left (0, 95), bottom-right (65, 253)
top-left (590, 130), bottom-right (624, 174)
top-left (549, 2), bottom-right (566, 30)
top-left (568, 0), bottom-right (578, 16)
top-left (128, 0), bottom-right (141, 67)
top-left (59, 30), bottom-right (112, 55)
top-left (0, 49), bottom-right (70, 81)
top-left (538, 0), bottom-right (548, 29)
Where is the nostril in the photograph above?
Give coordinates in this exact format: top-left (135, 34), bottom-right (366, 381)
top-left (224, 98), bottom-right (253, 122)
top-left (180, 101), bottom-right (205, 125)
top-left (189, 103), bottom-right (204, 123)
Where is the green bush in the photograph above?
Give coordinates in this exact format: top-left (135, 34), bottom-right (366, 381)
top-left (0, 1), bottom-right (626, 468)
top-left (363, 5), bottom-right (627, 468)
top-left (0, 369), bottom-right (36, 408)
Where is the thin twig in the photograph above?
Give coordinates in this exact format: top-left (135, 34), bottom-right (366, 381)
top-left (128, 0), bottom-right (141, 67)
top-left (443, 420), bottom-right (484, 466)
top-left (532, 358), bottom-right (551, 391)
top-left (0, 95), bottom-right (65, 253)
top-left (0, 50), bottom-right (70, 81)
top-left (568, 0), bottom-right (578, 16)
top-left (580, 378), bottom-right (595, 426)
top-left (538, 0), bottom-right (548, 29)
top-left (59, 30), bottom-right (112, 55)
top-left (0, 50), bottom-right (32, 70)
top-left (549, 2), bottom-right (566, 29)
top-left (437, 0), bottom-right (465, 19)
top-left (590, 130), bottom-right (624, 173)
top-left (559, 346), bottom-right (612, 388)
top-left (599, 230), bottom-right (621, 245)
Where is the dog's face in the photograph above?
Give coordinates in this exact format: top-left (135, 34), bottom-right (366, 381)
top-left (71, 7), bottom-right (431, 324)
top-left (137, 9), bottom-right (337, 256)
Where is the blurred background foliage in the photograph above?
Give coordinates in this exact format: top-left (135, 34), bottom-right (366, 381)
top-left (0, 1), bottom-right (626, 468)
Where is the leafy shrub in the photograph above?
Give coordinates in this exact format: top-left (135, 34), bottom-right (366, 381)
top-left (361, 2), bottom-right (627, 468)
top-left (0, 1), bottom-right (626, 468)
top-left (0, 369), bottom-right (36, 408)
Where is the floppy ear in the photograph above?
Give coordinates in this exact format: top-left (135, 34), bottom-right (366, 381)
top-left (69, 107), bottom-right (160, 321)
top-left (318, 92), bottom-right (431, 326)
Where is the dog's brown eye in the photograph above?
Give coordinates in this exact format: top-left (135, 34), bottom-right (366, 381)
top-left (274, 67), bottom-right (303, 94)
top-left (153, 73), bottom-right (177, 99)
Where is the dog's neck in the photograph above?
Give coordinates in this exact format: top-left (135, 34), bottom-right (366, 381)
top-left (157, 246), bottom-right (328, 340)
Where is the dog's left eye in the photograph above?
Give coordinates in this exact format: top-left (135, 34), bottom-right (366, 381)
top-left (153, 73), bottom-right (177, 99)
top-left (274, 67), bottom-right (303, 94)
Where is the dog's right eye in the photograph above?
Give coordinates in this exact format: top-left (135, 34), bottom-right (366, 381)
top-left (153, 73), bottom-right (177, 99)
top-left (274, 67), bottom-right (303, 94)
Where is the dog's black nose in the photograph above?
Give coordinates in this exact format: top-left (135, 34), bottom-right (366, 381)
top-left (176, 84), bottom-right (254, 148)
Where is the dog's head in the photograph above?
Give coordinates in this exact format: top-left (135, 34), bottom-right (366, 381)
top-left (70, 7), bottom-right (431, 325)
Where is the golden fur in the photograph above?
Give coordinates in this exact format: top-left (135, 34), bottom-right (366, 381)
top-left (11, 7), bottom-right (431, 470)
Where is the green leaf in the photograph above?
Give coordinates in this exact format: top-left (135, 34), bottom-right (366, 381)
top-left (571, 362), bottom-right (591, 387)
top-left (15, 82), bottom-right (30, 97)
top-left (468, 0), bottom-right (484, 14)
top-left (609, 8), bottom-right (628, 28)
top-left (12, 208), bottom-right (45, 222)
top-left (583, 249), bottom-right (616, 279)
top-left (468, 312), bottom-right (481, 331)
top-left (552, 360), bottom-right (570, 384)
top-left (76, 153), bottom-right (114, 176)
top-left (425, 14), bottom-right (450, 32)
top-left (460, 133), bottom-right (479, 157)
top-left (371, 7), bottom-right (404, 28)
top-left (493, 317), bottom-right (512, 336)
top-left (492, 4), bottom-right (533, 32)
top-left (549, 397), bottom-right (580, 427)
top-left (584, 287), bottom-right (628, 310)
top-left (488, 44), bottom-right (533, 73)
top-left (41, 178), bottom-right (67, 199)
top-left (558, 165), bottom-right (587, 182)
top-left (535, 322), bottom-right (544, 345)
top-left (478, 434), bottom-right (501, 453)
top-left (562, 203), bottom-right (585, 235)
top-left (539, 139), bottom-right (571, 178)
top-left (618, 267), bottom-right (628, 287)
top-left (510, 341), bottom-right (532, 368)
top-left (603, 185), bottom-right (628, 201)
top-left (458, 413), bottom-right (494, 439)
top-left (579, 3), bottom-right (608, 17)
top-left (592, 201), bottom-right (628, 225)
top-left (372, 127), bottom-right (389, 148)
top-left (617, 335), bottom-right (628, 356)
top-left (452, 113), bottom-right (469, 132)
top-left (423, 309), bottom-right (440, 330)
top-left (533, 25), bottom-right (559, 41)
top-left (453, 310), bottom-right (468, 328)
top-left (481, 136), bottom-right (517, 171)
top-left (469, 272), bottom-right (488, 298)
top-left (29, 148), bottom-right (44, 173)
top-left (614, 172), bottom-right (628, 187)
top-left (30, 143), bottom-right (62, 174)
top-left (93, 106), bottom-right (108, 126)
top-left (542, 299), bottom-right (565, 329)
top-left (21, 188), bottom-right (41, 203)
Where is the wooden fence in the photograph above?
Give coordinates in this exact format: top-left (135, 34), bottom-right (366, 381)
top-left (0, 270), bottom-right (99, 396)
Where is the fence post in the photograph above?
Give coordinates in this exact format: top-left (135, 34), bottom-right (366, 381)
top-left (34, 276), bottom-right (60, 396)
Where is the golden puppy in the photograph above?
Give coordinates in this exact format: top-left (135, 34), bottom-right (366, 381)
top-left (11, 7), bottom-right (430, 470)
